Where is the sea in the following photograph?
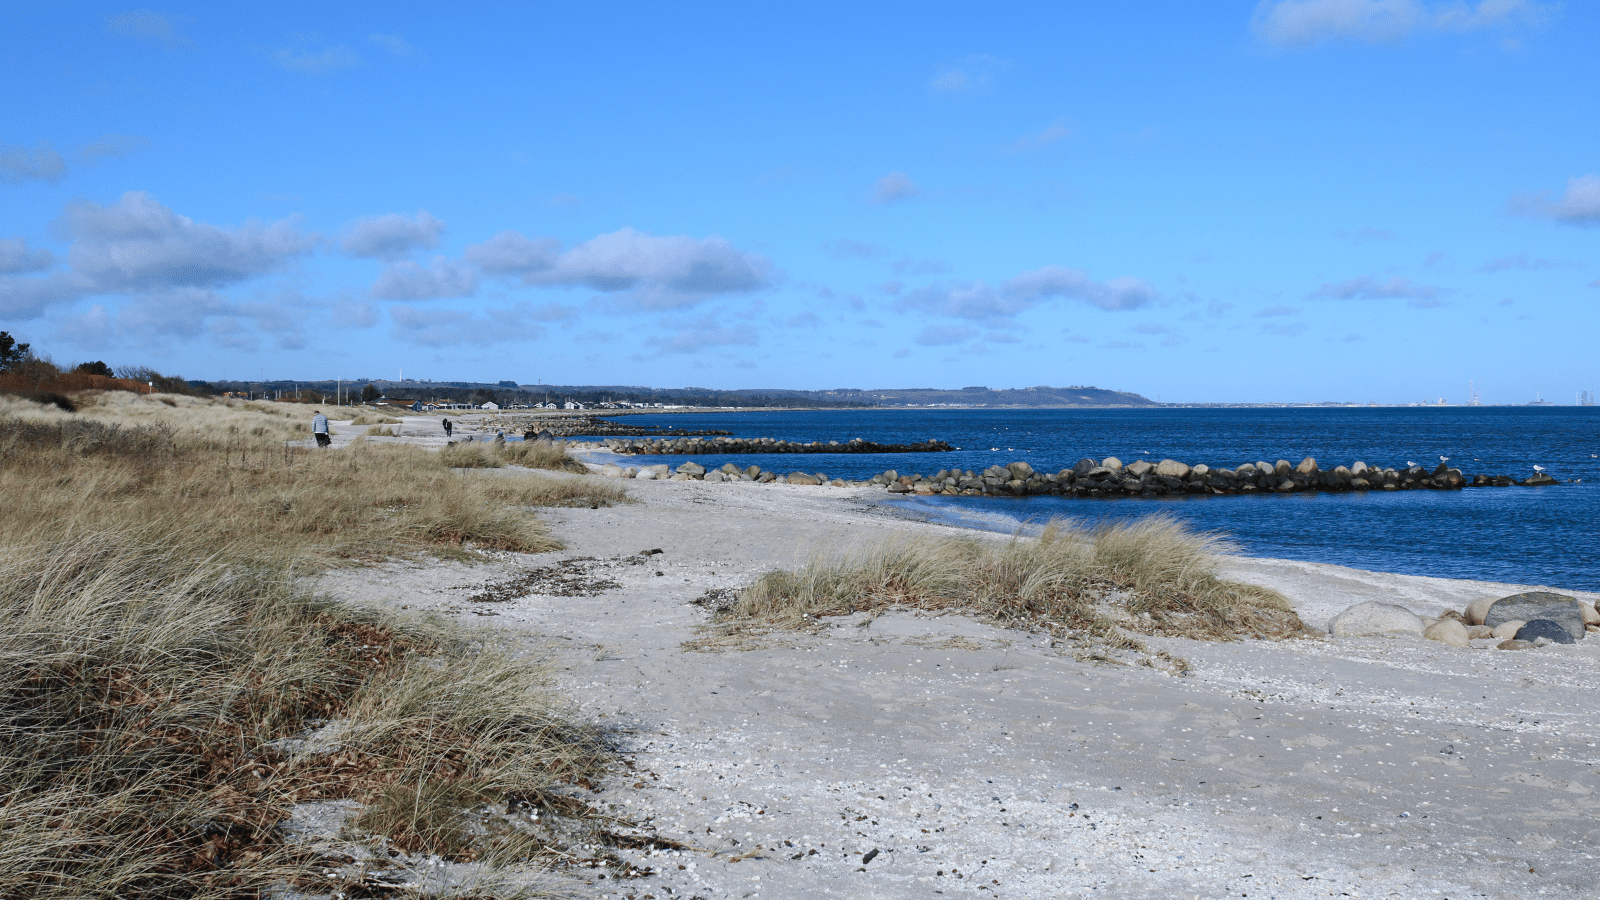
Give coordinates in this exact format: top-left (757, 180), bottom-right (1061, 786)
top-left (577, 407), bottom-right (1599, 592)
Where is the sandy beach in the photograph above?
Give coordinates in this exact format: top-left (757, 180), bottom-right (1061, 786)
top-left (320, 416), bottom-right (1600, 899)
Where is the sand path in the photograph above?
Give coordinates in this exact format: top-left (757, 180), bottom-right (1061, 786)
top-left (317, 436), bottom-right (1600, 899)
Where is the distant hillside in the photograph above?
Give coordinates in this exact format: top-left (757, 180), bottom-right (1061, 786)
top-left (817, 385), bottom-right (1159, 407)
top-left (210, 378), bottom-right (1157, 408)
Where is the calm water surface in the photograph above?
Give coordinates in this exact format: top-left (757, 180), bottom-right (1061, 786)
top-left (585, 407), bottom-right (1600, 590)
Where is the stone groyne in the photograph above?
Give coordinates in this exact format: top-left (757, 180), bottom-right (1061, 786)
top-left (593, 455), bottom-right (1560, 494)
top-left (871, 457), bottom-right (1557, 497)
top-left (602, 436), bottom-right (954, 455)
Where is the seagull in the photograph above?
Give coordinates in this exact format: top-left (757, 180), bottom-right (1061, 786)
top-left (1439, 456), bottom-right (1450, 463)
top-left (1532, 464), bottom-right (1546, 473)
top-left (1406, 460), bottom-right (1417, 468)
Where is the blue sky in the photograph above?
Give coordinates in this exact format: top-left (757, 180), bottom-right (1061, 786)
top-left (1, 1), bottom-right (1596, 403)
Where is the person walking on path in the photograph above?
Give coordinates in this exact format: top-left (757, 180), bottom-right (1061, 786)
top-left (312, 410), bottom-right (331, 448)
top-left (443, 417), bottom-right (453, 438)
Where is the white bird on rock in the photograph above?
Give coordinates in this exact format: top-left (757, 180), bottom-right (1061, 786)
top-left (1406, 460), bottom-right (1417, 468)
top-left (1532, 464), bottom-right (1546, 473)
top-left (1439, 456), bottom-right (1450, 463)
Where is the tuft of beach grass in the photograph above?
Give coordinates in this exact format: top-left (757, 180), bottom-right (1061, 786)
top-left (692, 516), bottom-right (1305, 666)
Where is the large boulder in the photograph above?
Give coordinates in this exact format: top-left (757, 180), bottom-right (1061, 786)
top-left (1295, 457), bottom-right (1319, 474)
top-left (785, 472), bottom-right (821, 486)
top-left (1515, 619), bottom-right (1575, 645)
top-left (1422, 618), bottom-right (1469, 647)
top-left (676, 461), bottom-right (706, 476)
top-left (1007, 461), bottom-right (1035, 479)
top-left (1101, 457), bottom-right (1123, 472)
top-left (1482, 592), bottom-right (1587, 641)
top-left (1125, 459), bottom-right (1153, 477)
top-left (1328, 601), bottom-right (1425, 637)
top-left (1463, 596), bottom-right (1498, 626)
top-left (1156, 459), bottom-right (1191, 478)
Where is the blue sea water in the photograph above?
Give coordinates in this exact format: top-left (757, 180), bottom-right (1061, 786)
top-left (583, 407), bottom-right (1600, 591)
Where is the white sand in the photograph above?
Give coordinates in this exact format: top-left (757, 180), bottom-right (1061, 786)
top-left (317, 424), bottom-right (1600, 899)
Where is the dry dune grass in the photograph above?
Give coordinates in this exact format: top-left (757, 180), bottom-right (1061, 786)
top-left (701, 516), bottom-right (1305, 665)
top-left (0, 390), bottom-right (316, 442)
top-left (0, 417), bottom-right (624, 563)
top-left (0, 531), bottom-right (610, 898)
top-left (0, 396), bottom-right (634, 895)
top-left (441, 440), bottom-right (589, 474)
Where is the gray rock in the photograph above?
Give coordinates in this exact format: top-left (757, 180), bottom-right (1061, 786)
top-left (676, 461), bottom-right (707, 476)
top-left (1274, 460), bottom-right (1293, 476)
top-left (1155, 459), bottom-right (1191, 478)
top-left (703, 471), bottom-right (726, 482)
top-left (599, 464), bottom-right (624, 477)
top-left (1007, 461), bottom-right (1035, 479)
top-left (1328, 601), bottom-right (1425, 637)
top-left (1490, 620), bottom-right (1525, 640)
top-left (1497, 639), bottom-right (1536, 650)
top-left (720, 462), bottom-right (743, 475)
top-left (1073, 458), bottom-right (1098, 477)
top-left (1482, 592), bottom-right (1587, 641)
top-left (1463, 596), bottom-right (1498, 625)
top-left (1515, 619), bottom-right (1575, 645)
top-left (1295, 457), bottom-right (1318, 474)
top-left (1125, 460), bottom-right (1153, 477)
top-left (786, 472), bottom-right (821, 486)
top-left (1101, 457), bottom-right (1123, 472)
top-left (1422, 618), bottom-right (1469, 647)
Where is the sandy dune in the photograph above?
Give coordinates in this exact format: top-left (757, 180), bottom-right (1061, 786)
top-left (319, 433), bottom-right (1600, 899)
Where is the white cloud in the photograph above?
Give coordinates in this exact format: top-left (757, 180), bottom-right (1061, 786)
top-left (897, 283), bottom-right (1035, 320)
top-left (0, 272), bottom-right (91, 319)
top-left (645, 322), bottom-right (759, 354)
top-left (1003, 265), bottom-right (1157, 311)
top-left (388, 301), bottom-right (575, 346)
top-left (369, 33), bottom-right (417, 57)
top-left (56, 304), bottom-right (114, 348)
top-left (79, 133), bottom-right (150, 165)
top-left (1310, 274), bottom-right (1440, 300)
top-left (0, 238), bottom-right (53, 274)
top-left (106, 10), bottom-right (191, 48)
top-left (541, 228), bottom-right (771, 308)
top-left (896, 266), bottom-right (1158, 322)
top-left (872, 172), bottom-right (919, 204)
top-left (1252, 0), bottom-right (1548, 46)
top-left (914, 325), bottom-right (978, 346)
top-left (370, 257), bottom-right (477, 300)
top-left (60, 191), bottom-right (314, 292)
top-left (115, 287), bottom-right (306, 351)
top-left (823, 239), bottom-right (886, 259)
top-left (274, 35), bottom-right (359, 74)
top-left (463, 230), bottom-right (560, 274)
top-left (341, 211), bottom-right (445, 259)
top-left (1510, 174), bottom-right (1600, 226)
top-left (0, 142), bottom-right (67, 184)
top-left (929, 54), bottom-right (1008, 94)
top-left (1011, 120), bottom-right (1073, 152)
top-left (1479, 252), bottom-right (1557, 271)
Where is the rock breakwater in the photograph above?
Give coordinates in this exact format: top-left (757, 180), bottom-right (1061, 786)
top-left (592, 454), bottom-right (1561, 496)
top-left (603, 436), bottom-right (954, 455)
top-left (872, 456), bottom-right (1558, 497)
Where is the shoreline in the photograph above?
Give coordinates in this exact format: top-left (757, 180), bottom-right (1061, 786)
top-left (307, 430), bottom-right (1600, 898)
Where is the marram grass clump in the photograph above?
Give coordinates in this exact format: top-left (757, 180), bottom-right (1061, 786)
top-left (0, 531), bottom-right (611, 899)
top-left (695, 516), bottom-right (1305, 666)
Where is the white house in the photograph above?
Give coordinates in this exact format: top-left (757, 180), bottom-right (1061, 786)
top-left (480, 401), bottom-right (500, 411)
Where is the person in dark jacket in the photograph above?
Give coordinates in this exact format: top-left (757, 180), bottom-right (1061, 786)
top-left (443, 417), bottom-right (453, 437)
